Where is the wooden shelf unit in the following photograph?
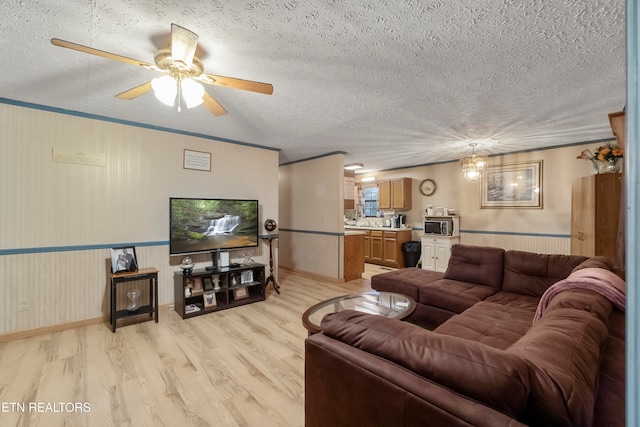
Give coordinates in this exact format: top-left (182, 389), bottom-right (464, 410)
top-left (174, 264), bottom-right (266, 319)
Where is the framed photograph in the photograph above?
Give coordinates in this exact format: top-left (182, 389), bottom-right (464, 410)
top-left (110, 246), bottom-right (138, 273)
top-left (241, 270), bottom-right (254, 284)
top-left (192, 277), bottom-right (203, 294)
top-left (203, 291), bottom-right (217, 308)
top-left (481, 161), bottom-right (543, 209)
top-left (233, 287), bottom-right (249, 300)
top-left (183, 149), bottom-right (211, 172)
top-left (203, 277), bottom-right (214, 291)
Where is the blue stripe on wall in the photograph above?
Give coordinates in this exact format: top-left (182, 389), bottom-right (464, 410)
top-left (0, 97), bottom-right (280, 153)
top-left (0, 229), bottom-right (571, 256)
top-left (0, 241), bottom-right (168, 256)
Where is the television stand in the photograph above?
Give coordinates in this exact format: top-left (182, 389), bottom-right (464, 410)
top-left (174, 263), bottom-right (266, 319)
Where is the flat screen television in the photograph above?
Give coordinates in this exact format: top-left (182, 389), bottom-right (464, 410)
top-left (170, 197), bottom-right (259, 267)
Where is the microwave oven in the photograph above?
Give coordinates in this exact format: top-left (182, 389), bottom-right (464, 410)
top-left (423, 218), bottom-right (454, 236)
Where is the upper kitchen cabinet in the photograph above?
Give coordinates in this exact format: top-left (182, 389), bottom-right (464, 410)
top-left (378, 178), bottom-right (412, 210)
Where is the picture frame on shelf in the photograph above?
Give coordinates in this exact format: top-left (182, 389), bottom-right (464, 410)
top-left (192, 277), bottom-right (203, 294)
top-left (203, 291), bottom-right (217, 308)
top-left (481, 161), bottom-right (543, 209)
top-left (203, 277), bottom-right (214, 291)
top-left (241, 270), bottom-right (254, 284)
top-left (184, 278), bottom-right (194, 298)
top-left (233, 287), bottom-right (249, 300)
top-left (110, 246), bottom-right (139, 273)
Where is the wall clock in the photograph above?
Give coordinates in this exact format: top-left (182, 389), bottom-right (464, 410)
top-left (419, 179), bottom-right (437, 196)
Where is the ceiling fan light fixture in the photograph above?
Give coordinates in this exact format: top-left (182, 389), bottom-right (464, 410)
top-left (459, 143), bottom-right (488, 181)
top-left (181, 78), bottom-right (205, 109)
top-left (151, 75), bottom-right (177, 106)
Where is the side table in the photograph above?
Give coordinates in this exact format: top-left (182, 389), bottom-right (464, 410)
top-left (109, 267), bottom-right (159, 332)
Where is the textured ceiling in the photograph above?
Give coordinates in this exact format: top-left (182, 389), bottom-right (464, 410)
top-left (1, 0), bottom-right (626, 172)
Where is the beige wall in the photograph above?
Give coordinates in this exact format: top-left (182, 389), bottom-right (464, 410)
top-left (357, 142), bottom-right (614, 253)
top-left (278, 154), bottom-right (344, 279)
top-left (0, 103), bottom-right (279, 334)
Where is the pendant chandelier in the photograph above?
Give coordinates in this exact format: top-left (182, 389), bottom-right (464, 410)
top-left (459, 143), bottom-right (488, 181)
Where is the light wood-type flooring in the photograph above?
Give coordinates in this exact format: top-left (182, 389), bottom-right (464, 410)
top-left (0, 264), bottom-right (395, 427)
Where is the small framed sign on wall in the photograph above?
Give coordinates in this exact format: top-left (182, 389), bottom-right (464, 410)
top-left (183, 149), bottom-right (211, 171)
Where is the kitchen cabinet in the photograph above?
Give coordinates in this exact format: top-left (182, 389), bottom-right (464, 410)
top-left (351, 228), bottom-right (411, 268)
top-left (344, 232), bottom-right (365, 281)
top-left (421, 236), bottom-right (459, 272)
top-left (363, 230), bottom-right (371, 260)
top-left (370, 230), bottom-right (384, 263)
top-left (383, 231), bottom-right (410, 267)
top-left (378, 178), bottom-right (412, 210)
top-left (571, 173), bottom-right (622, 264)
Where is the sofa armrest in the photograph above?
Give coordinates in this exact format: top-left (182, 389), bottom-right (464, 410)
top-left (321, 310), bottom-right (530, 417)
top-left (305, 333), bottom-right (527, 427)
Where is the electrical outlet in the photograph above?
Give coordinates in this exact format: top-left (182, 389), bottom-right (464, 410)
top-left (19, 299), bottom-right (30, 311)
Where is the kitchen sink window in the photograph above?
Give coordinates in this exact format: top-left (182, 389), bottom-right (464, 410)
top-left (362, 185), bottom-right (379, 217)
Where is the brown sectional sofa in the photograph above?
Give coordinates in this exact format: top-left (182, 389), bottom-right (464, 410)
top-left (304, 244), bottom-right (625, 427)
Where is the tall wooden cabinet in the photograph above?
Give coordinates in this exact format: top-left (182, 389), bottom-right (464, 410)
top-left (570, 173), bottom-right (622, 263)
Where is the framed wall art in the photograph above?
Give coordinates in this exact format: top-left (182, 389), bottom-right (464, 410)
top-left (110, 246), bottom-right (139, 273)
top-left (183, 149), bottom-right (211, 171)
top-left (481, 161), bottom-right (543, 209)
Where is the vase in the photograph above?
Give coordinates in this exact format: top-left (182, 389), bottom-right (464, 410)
top-left (592, 160), bottom-right (601, 174)
top-left (127, 289), bottom-right (140, 312)
top-left (604, 158), bottom-right (622, 173)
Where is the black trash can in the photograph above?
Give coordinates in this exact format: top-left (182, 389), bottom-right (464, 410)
top-left (401, 241), bottom-right (421, 268)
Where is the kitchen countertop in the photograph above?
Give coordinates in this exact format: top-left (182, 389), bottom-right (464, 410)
top-left (345, 225), bottom-right (413, 232)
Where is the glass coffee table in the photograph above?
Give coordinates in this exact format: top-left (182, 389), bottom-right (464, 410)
top-left (302, 291), bottom-right (416, 335)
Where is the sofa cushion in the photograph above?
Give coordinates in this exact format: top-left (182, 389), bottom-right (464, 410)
top-left (484, 291), bottom-right (540, 312)
top-left (371, 267), bottom-right (443, 301)
top-left (444, 244), bottom-right (505, 289)
top-left (418, 278), bottom-right (499, 314)
top-left (507, 293), bottom-right (610, 427)
top-left (321, 310), bottom-right (531, 418)
top-left (502, 250), bottom-right (588, 297)
top-left (434, 301), bottom-right (535, 350)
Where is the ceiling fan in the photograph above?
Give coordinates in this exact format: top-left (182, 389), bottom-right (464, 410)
top-left (51, 23), bottom-right (273, 116)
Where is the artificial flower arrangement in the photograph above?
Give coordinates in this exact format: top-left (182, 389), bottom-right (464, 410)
top-left (577, 143), bottom-right (624, 172)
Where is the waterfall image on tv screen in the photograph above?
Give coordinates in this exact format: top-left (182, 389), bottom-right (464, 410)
top-left (170, 198), bottom-right (259, 255)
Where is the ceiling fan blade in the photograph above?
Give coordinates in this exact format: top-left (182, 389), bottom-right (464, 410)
top-left (51, 38), bottom-right (159, 71)
top-left (202, 92), bottom-right (227, 116)
top-left (171, 23), bottom-right (198, 66)
top-left (198, 74), bottom-right (273, 95)
top-left (115, 82), bottom-right (153, 100)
